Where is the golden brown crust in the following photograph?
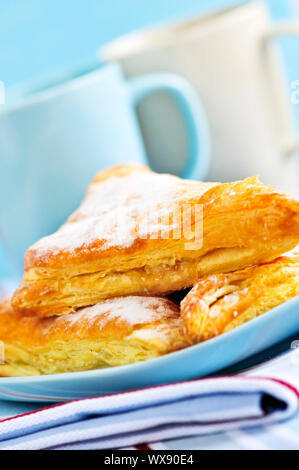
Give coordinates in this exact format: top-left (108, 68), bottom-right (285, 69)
top-left (181, 251), bottom-right (299, 341)
top-left (12, 164), bottom-right (299, 316)
top-left (0, 296), bottom-right (190, 376)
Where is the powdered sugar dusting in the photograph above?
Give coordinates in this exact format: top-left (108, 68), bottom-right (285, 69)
top-left (129, 326), bottom-right (170, 342)
top-left (209, 287), bottom-right (249, 318)
top-left (282, 245), bottom-right (299, 257)
top-left (58, 296), bottom-right (178, 330)
top-left (30, 168), bottom-right (216, 255)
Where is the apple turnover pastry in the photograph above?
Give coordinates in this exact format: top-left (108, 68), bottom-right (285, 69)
top-left (0, 296), bottom-right (189, 376)
top-left (12, 164), bottom-right (299, 316)
top-left (181, 251), bottom-right (299, 341)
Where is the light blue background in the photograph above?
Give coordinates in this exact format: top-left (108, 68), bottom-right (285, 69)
top-left (0, 1), bottom-right (297, 90)
top-left (0, 0), bottom-right (299, 277)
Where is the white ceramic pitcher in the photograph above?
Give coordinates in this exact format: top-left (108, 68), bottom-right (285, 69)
top-left (101, 1), bottom-right (299, 194)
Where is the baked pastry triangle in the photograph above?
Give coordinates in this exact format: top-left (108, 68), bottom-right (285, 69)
top-left (0, 296), bottom-right (189, 376)
top-left (181, 250), bottom-right (299, 341)
top-left (12, 164), bottom-right (299, 316)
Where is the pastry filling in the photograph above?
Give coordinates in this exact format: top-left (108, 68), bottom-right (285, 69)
top-left (1, 337), bottom-right (167, 376)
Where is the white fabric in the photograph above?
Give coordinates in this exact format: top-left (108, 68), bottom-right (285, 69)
top-left (0, 376), bottom-right (297, 450)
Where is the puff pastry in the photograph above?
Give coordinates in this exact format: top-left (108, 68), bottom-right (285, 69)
top-left (12, 164), bottom-right (299, 316)
top-left (181, 251), bottom-right (299, 341)
top-left (0, 296), bottom-right (189, 376)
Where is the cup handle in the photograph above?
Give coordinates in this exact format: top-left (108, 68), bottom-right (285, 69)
top-left (260, 22), bottom-right (299, 157)
top-left (127, 73), bottom-right (211, 180)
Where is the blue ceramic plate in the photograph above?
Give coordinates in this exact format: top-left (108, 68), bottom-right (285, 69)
top-left (0, 296), bottom-right (298, 402)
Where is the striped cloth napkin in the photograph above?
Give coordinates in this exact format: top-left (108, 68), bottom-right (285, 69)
top-left (0, 376), bottom-right (297, 450)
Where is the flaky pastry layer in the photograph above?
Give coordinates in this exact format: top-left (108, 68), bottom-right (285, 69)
top-left (181, 251), bottom-right (299, 341)
top-left (12, 164), bottom-right (299, 316)
top-left (0, 297), bottom-right (189, 376)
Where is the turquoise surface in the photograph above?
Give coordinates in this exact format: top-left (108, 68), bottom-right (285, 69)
top-left (0, 1), bottom-right (297, 129)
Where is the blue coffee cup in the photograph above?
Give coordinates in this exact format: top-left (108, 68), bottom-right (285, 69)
top-left (0, 62), bottom-right (210, 272)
